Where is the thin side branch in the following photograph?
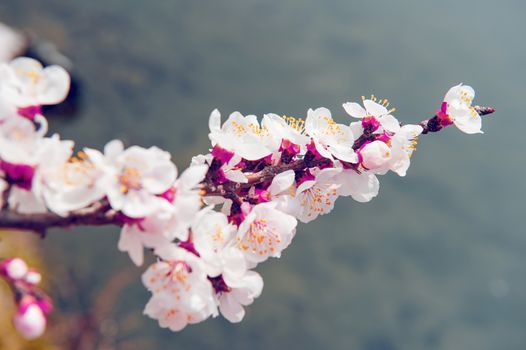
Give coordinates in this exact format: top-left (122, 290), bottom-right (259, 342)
top-left (419, 105), bottom-right (495, 134)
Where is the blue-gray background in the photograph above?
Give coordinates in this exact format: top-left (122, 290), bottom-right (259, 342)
top-left (1, 1), bottom-right (524, 349)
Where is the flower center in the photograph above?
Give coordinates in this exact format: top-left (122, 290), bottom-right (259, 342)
top-left (208, 275), bottom-right (231, 294)
top-left (248, 122), bottom-right (268, 136)
top-left (460, 90), bottom-right (472, 105)
top-left (299, 184), bottom-right (337, 218)
top-left (62, 152), bottom-right (96, 186)
top-left (230, 121), bottom-right (247, 136)
top-left (119, 166), bottom-right (142, 193)
top-left (321, 116), bottom-right (345, 137)
top-left (17, 68), bottom-right (41, 85)
top-left (238, 218), bottom-right (280, 256)
top-left (282, 115), bottom-right (305, 133)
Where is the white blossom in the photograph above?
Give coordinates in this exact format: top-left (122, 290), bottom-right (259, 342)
top-left (0, 115), bottom-right (46, 165)
top-left (91, 140), bottom-right (177, 218)
top-left (343, 98), bottom-right (400, 133)
top-left (118, 215), bottom-right (173, 266)
top-left (209, 109), bottom-right (272, 161)
top-left (386, 124), bottom-right (423, 176)
top-left (192, 209), bottom-right (237, 268)
top-left (267, 170), bottom-right (301, 217)
top-left (295, 167), bottom-right (341, 223)
top-left (0, 57), bottom-right (70, 107)
top-left (218, 270), bottom-right (263, 323)
top-left (39, 147), bottom-right (107, 216)
top-left (166, 163), bottom-right (209, 240)
top-left (442, 84), bottom-right (482, 134)
top-left (142, 245), bottom-right (217, 331)
top-left (8, 187), bottom-right (47, 214)
top-left (236, 202), bottom-right (297, 264)
top-left (8, 135), bottom-right (74, 214)
top-left (335, 168), bottom-right (380, 203)
top-left (190, 210), bottom-right (262, 322)
top-left (261, 113), bottom-right (310, 153)
top-left (305, 107), bottom-right (357, 163)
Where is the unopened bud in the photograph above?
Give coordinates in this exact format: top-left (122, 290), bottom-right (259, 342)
top-left (13, 302), bottom-right (46, 339)
top-left (1, 258), bottom-right (29, 280)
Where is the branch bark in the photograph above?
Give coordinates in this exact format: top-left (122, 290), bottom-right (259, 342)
top-left (0, 201), bottom-right (120, 235)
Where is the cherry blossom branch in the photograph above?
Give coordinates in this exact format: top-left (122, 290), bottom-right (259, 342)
top-left (0, 105), bottom-right (495, 234)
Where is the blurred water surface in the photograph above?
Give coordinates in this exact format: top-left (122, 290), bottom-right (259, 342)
top-left (1, 0), bottom-right (525, 349)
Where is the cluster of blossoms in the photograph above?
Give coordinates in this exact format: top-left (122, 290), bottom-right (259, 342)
top-left (0, 258), bottom-right (51, 339)
top-left (0, 56), bottom-right (488, 338)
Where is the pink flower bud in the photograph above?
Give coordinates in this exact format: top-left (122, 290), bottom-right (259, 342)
top-left (1, 258), bottom-right (29, 280)
top-left (359, 141), bottom-right (392, 170)
top-left (13, 302), bottom-right (46, 339)
top-left (24, 269), bottom-right (42, 285)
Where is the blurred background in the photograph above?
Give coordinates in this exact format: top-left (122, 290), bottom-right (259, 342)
top-left (0, 0), bottom-right (524, 349)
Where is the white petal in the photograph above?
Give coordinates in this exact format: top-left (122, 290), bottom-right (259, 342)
top-left (121, 190), bottom-right (158, 218)
top-left (8, 187), bottom-right (47, 214)
top-left (224, 169), bottom-right (248, 183)
top-left (444, 84), bottom-right (474, 104)
top-left (363, 99), bottom-right (388, 116)
top-left (453, 110), bottom-right (483, 134)
top-left (313, 139), bottom-right (334, 160)
top-left (178, 164), bottom-right (207, 190)
top-left (219, 294), bottom-right (245, 323)
top-left (379, 114), bottom-right (400, 133)
top-left (9, 57), bottom-right (42, 73)
top-left (208, 109), bottom-right (221, 133)
top-left (142, 162), bottom-right (177, 194)
top-left (337, 170), bottom-right (379, 202)
top-left (118, 226), bottom-right (144, 266)
top-left (296, 180), bottom-right (316, 194)
top-left (349, 121), bottom-right (364, 139)
top-left (104, 139), bottom-right (124, 159)
top-left (342, 102), bottom-right (367, 118)
top-left (329, 144), bottom-right (358, 163)
top-left (36, 65), bottom-right (70, 105)
top-left (268, 170), bottom-right (295, 196)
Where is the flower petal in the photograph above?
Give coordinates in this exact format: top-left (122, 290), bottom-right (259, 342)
top-left (379, 114), bottom-right (400, 133)
top-left (342, 102), bottom-right (367, 118)
top-left (363, 99), bottom-right (388, 117)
